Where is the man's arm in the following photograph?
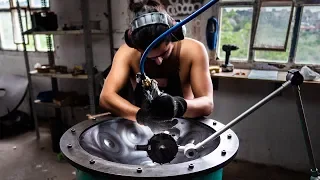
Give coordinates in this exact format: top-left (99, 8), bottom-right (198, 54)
top-left (99, 44), bottom-right (140, 121)
top-left (183, 40), bottom-right (214, 118)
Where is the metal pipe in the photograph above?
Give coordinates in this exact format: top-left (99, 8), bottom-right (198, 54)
top-left (107, 0), bottom-right (115, 60)
top-left (293, 85), bottom-right (319, 177)
top-left (139, 0), bottom-right (220, 75)
top-left (194, 80), bottom-right (292, 150)
top-left (81, 0), bottom-right (97, 115)
top-left (17, 0), bottom-right (40, 139)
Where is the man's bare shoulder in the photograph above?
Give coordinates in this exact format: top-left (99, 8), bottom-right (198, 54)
top-left (114, 44), bottom-right (141, 64)
top-left (179, 38), bottom-right (208, 62)
top-left (181, 37), bottom-right (204, 45)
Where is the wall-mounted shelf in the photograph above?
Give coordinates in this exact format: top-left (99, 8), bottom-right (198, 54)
top-left (23, 29), bottom-right (109, 35)
top-left (34, 99), bottom-right (89, 110)
top-left (19, 0), bottom-right (115, 140)
top-left (34, 99), bottom-right (61, 108)
top-left (211, 68), bottom-right (320, 84)
top-left (30, 70), bottom-right (88, 80)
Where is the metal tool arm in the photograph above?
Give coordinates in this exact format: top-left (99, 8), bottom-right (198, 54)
top-left (181, 69), bottom-right (319, 179)
top-left (133, 0), bottom-right (319, 178)
top-left (294, 85), bottom-right (320, 179)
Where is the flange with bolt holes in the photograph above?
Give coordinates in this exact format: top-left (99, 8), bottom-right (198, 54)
top-left (137, 168), bottom-right (142, 173)
top-left (221, 150), bottom-right (226, 156)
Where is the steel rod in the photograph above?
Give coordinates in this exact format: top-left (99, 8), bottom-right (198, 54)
top-left (107, 0), bottom-right (115, 60)
top-left (195, 80), bottom-right (292, 150)
top-left (293, 86), bottom-right (319, 177)
top-left (17, 0), bottom-right (40, 139)
top-left (81, 0), bottom-right (97, 115)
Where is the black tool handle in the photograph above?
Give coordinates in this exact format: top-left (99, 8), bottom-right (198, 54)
top-left (225, 51), bottom-right (231, 65)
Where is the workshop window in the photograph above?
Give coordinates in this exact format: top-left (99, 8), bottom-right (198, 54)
top-left (255, 6), bottom-right (295, 62)
top-left (0, 0), bottom-right (9, 8)
top-left (0, 12), bottom-right (16, 50)
top-left (0, 0), bottom-right (52, 52)
top-left (218, 1), bottom-right (320, 67)
top-left (295, 6), bottom-right (320, 65)
top-left (13, 0), bottom-right (49, 7)
top-left (218, 7), bottom-right (253, 61)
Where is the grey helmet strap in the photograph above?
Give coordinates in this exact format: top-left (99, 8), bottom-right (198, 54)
top-left (125, 12), bottom-right (185, 48)
top-left (130, 12), bottom-right (171, 32)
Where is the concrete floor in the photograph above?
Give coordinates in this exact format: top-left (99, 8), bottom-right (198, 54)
top-left (0, 128), bottom-right (76, 180)
top-left (0, 127), bottom-right (309, 180)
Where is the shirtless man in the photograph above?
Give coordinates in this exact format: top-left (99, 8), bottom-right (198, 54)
top-left (100, 0), bottom-right (213, 130)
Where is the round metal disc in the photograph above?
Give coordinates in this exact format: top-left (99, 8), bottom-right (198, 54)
top-left (60, 116), bottom-right (239, 179)
top-left (0, 74), bottom-right (28, 117)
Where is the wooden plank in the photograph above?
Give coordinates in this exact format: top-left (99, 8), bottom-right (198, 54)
top-left (23, 29), bottom-right (108, 35)
top-left (211, 69), bottom-right (250, 79)
top-left (34, 100), bottom-right (60, 108)
top-left (30, 70), bottom-right (88, 80)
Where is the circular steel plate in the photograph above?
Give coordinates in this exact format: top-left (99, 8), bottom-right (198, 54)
top-left (60, 116), bottom-right (239, 179)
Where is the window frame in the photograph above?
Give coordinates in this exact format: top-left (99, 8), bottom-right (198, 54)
top-left (217, 3), bottom-right (255, 63)
top-left (0, 0), bottom-right (51, 52)
top-left (252, 1), bottom-right (294, 51)
top-left (217, 0), bottom-right (320, 70)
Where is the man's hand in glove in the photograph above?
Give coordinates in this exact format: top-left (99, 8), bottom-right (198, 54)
top-left (136, 93), bottom-right (187, 132)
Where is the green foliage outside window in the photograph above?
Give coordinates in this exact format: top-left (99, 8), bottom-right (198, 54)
top-left (219, 6), bottom-right (320, 64)
top-left (219, 8), bottom-right (253, 61)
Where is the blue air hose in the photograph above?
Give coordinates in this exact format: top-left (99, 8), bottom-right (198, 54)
top-left (139, 0), bottom-right (220, 76)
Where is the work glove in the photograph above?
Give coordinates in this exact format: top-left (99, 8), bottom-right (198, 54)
top-left (136, 93), bottom-right (187, 132)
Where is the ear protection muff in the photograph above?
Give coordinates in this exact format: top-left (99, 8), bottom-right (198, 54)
top-left (124, 29), bottom-right (135, 48)
top-left (171, 19), bottom-right (187, 42)
top-left (124, 12), bottom-right (186, 49)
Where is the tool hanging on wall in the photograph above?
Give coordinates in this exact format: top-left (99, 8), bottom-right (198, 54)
top-left (206, 16), bottom-right (219, 63)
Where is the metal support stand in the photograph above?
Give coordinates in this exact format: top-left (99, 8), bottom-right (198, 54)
top-left (17, 1), bottom-right (40, 139)
top-left (181, 69), bottom-right (319, 179)
top-left (294, 86), bottom-right (320, 179)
